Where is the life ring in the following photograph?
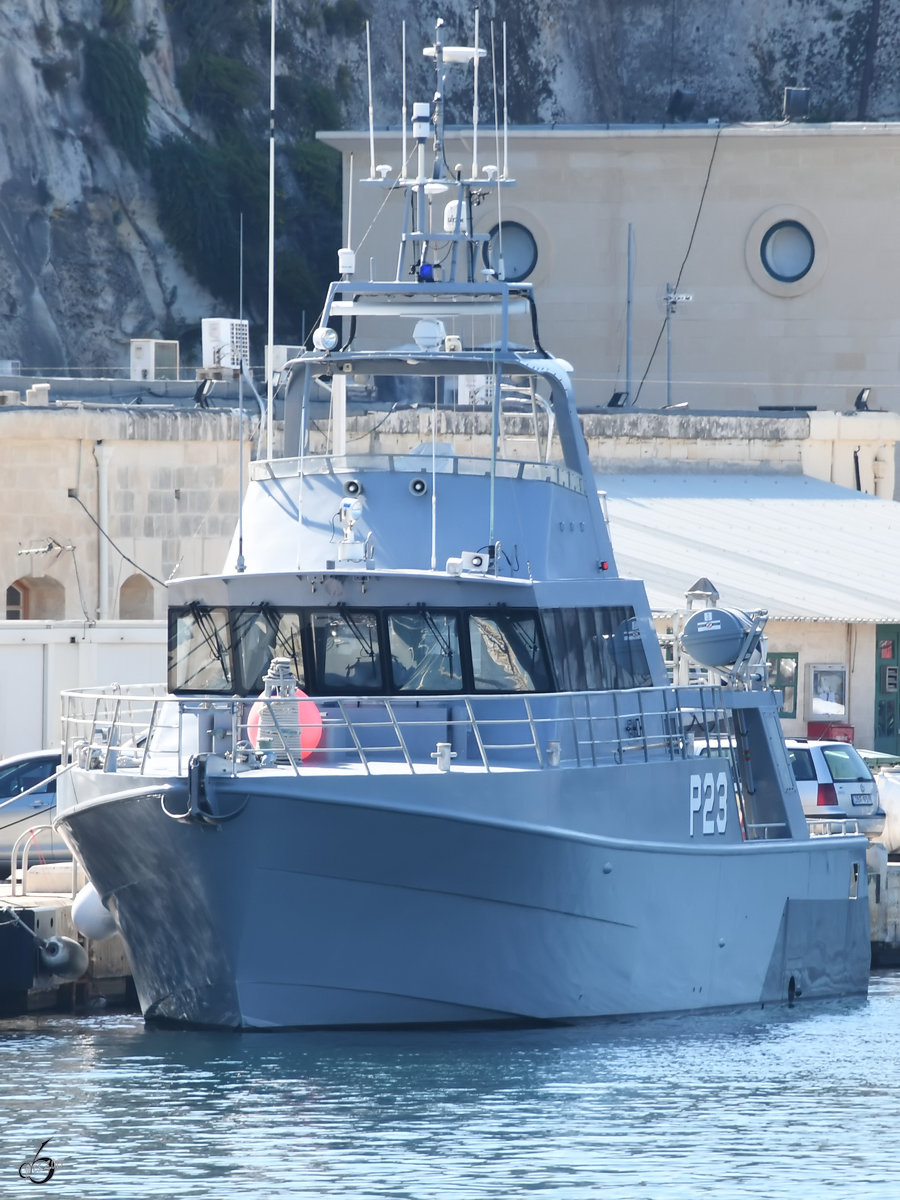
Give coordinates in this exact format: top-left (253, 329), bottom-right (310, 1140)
top-left (247, 688), bottom-right (323, 759)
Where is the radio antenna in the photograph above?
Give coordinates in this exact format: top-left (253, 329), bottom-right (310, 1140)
top-left (502, 21), bottom-right (509, 178)
top-left (265, 0), bottom-right (276, 459)
top-left (366, 21), bottom-right (376, 178)
top-left (347, 152), bottom-right (353, 248)
top-left (471, 9), bottom-right (480, 178)
top-left (236, 213), bottom-right (246, 572)
top-left (400, 21), bottom-right (407, 179)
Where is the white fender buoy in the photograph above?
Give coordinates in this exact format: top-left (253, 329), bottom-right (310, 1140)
top-left (39, 936), bottom-right (89, 981)
top-left (72, 882), bottom-right (118, 942)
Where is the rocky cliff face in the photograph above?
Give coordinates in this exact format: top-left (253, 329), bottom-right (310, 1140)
top-left (0, 0), bottom-right (895, 373)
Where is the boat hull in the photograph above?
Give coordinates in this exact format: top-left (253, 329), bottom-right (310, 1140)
top-left (56, 766), bottom-right (871, 1029)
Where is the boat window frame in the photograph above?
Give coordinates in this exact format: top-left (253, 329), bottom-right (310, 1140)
top-left (170, 602), bottom-right (566, 698)
top-left (231, 604), bottom-right (307, 696)
top-left (386, 608), bottom-right (466, 694)
top-left (541, 605), bottom-right (653, 692)
top-left (309, 608), bottom-right (386, 695)
top-left (168, 603), bottom-right (234, 695)
top-left (170, 603), bottom-right (659, 699)
top-left (466, 609), bottom-right (554, 693)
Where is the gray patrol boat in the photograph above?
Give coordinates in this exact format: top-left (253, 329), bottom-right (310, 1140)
top-left (55, 19), bottom-right (870, 1029)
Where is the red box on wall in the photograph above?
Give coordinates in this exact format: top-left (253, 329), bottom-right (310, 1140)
top-left (807, 722), bottom-right (854, 743)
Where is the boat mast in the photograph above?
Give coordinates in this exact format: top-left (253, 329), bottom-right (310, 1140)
top-left (265, 0), bottom-right (276, 460)
top-left (626, 223), bottom-right (634, 405)
top-left (236, 213), bottom-right (246, 572)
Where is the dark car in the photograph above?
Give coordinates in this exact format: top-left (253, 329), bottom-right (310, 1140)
top-left (0, 749), bottom-right (65, 878)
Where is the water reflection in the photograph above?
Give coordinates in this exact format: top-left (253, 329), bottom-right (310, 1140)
top-left (0, 978), bottom-right (896, 1198)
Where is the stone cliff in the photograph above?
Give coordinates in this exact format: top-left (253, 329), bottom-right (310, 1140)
top-left (0, 0), bottom-right (894, 372)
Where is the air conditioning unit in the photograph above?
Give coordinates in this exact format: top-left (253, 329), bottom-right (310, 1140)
top-left (201, 319), bottom-right (250, 370)
top-left (130, 339), bottom-right (180, 381)
top-left (265, 344), bottom-right (304, 383)
top-left (457, 374), bottom-right (495, 406)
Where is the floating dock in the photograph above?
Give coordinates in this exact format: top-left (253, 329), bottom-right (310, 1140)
top-left (0, 861), bottom-right (134, 1017)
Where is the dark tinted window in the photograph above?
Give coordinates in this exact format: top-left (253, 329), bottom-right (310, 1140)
top-left (233, 607), bottom-right (305, 695)
top-left (169, 606), bottom-right (232, 693)
top-left (543, 607), bottom-right (652, 691)
top-left (311, 612), bottom-right (383, 691)
top-left (788, 747), bottom-right (816, 782)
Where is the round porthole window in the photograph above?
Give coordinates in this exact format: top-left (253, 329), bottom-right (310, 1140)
top-left (482, 221), bottom-right (538, 282)
top-left (760, 220), bottom-right (815, 283)
top-left (745, 206), bottom-right (827, 298)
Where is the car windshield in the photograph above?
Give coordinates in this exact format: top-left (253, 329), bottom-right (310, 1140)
top-left (822, 744), bottom-right (872, 783)
top-left (788, 748), bottom-right (816, 782)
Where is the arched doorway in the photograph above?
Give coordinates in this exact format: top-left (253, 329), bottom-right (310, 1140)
top-left (6, 576), bottom-right (65, 620)
top-left (119, 574), bottom-right (155, 619)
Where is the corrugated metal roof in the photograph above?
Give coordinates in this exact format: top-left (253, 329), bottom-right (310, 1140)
top-left (601, 472), bottom-right (900, 622)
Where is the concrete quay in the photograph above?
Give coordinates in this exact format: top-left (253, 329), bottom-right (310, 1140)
top-left (868, 844), bottom-right (900, 967)
top-left (0, 862), bottom-right (134, 1018)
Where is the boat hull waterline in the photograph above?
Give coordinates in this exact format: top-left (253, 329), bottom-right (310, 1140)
top-left (57, 763), bottom-right (870, 1030)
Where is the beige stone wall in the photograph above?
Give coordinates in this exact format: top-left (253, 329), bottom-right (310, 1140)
top-left (587, 409), bottom-right (900, 495)
top-left (0, 406), bottom-right (253, 622)
top-left (328, 123), bottom-right (900, 419)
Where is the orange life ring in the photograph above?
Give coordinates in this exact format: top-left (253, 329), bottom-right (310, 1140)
top-left (247, 688), bottom-right (323, 759)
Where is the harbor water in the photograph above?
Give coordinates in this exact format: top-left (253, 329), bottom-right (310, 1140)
top-left (5, 973), bottom-right (900, 1199)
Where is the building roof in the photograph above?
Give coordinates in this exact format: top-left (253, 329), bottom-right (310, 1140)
top-left (601, 472), bottom-right (900, 623)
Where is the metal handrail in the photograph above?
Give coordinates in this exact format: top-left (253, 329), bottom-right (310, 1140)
top-left (10, 825), bottom-right (78, 898)
top-left (59, 682), bottom-right (800, 841)
top-left (62, 683), bottom-right (735, 778)
top-left (807, 818), bottom-right (863, 838)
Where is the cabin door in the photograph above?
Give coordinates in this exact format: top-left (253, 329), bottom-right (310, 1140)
top-left (874, 625), bottom-right (900, 755)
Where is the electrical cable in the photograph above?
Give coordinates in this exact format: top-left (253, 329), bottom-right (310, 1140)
top-left (633, 124), bottom-right (722, 406)
top-left (68, 493), bottom-right (166, 587)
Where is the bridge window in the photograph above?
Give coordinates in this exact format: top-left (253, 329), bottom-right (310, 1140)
top-left (169, 606), bottom-right (232, 692)
top-left (388, 611), bottom-right (463, 692)
top-left (543, 607), bottom-right (652, 690)
top-left (469, 613), bottom-right (551, 692)
top-left (233, 608), bottom-right (305, 695)
top-left (311, 611), bottom-right (383, 692)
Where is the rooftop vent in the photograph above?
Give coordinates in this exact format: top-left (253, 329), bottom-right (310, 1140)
top-left (666, 89), bottom-right (696, 121)
top-left (783, 87), bottom-right (810, 121)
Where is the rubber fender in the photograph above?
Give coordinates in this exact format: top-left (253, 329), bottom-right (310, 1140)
top-left (72, 882), bottom-right (118, 941)
top-left (39, 936), bottom-right (89, 981)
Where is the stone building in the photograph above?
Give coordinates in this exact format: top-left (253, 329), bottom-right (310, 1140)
top-left (0, 395), bottom-right (255, 753)
top-left (0, 402), bottom-right (252, 623)
top-left (324, 121), bottom-right (900, 425)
